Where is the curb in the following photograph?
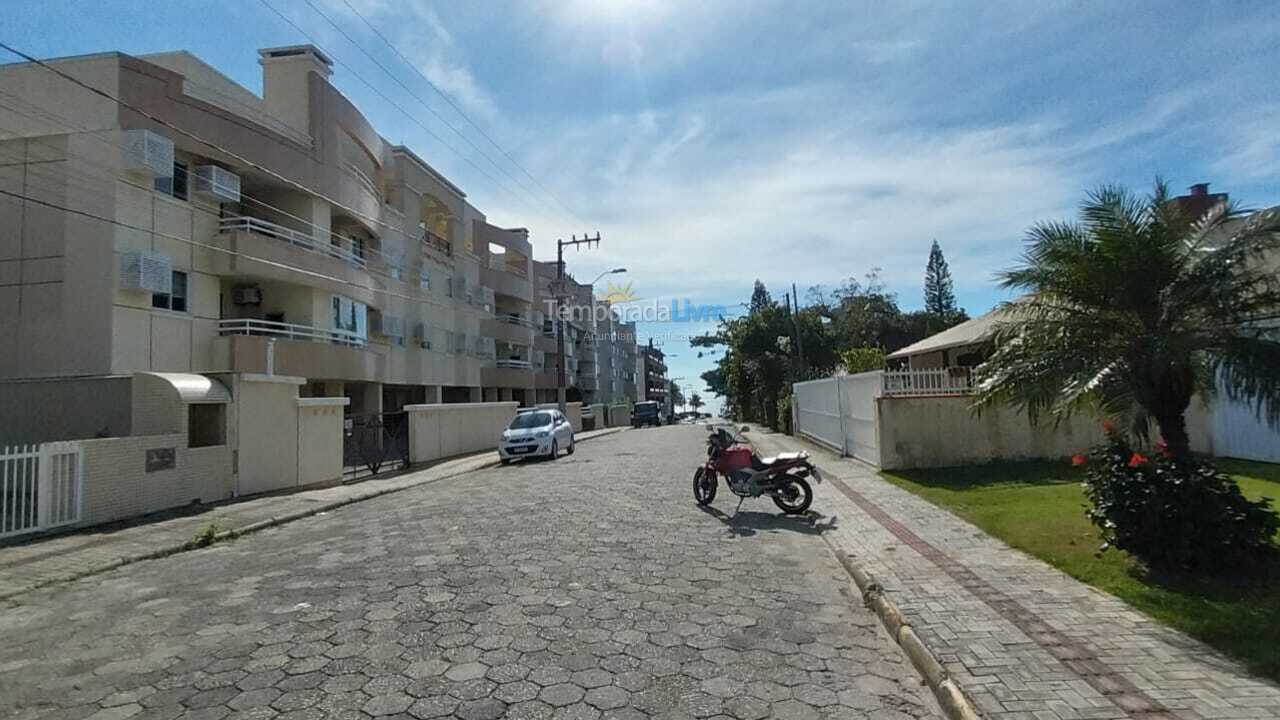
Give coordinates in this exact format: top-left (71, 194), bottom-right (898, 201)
top-left (827, 526), bottom-right (982, 720)
top-left (746, 430), bottom-right (982, 720)
top-left (0, 427), bottom-right (626, 603)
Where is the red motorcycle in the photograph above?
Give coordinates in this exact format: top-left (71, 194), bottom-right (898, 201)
top-left (693, 425), bottom-right (822, 514)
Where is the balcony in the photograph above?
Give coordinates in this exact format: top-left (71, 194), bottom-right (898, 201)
top-left (214, 322), bottom-right (383, 380)
top-left (220, 216), bottom-right (367, 269)
top-left (882, 368), bottom-right (972, 397)
top-left (481, 316), bottom-right (536, 346)
top-left (218, 318), bottom-right (366, 347)
top-left (422, 229), bottom-right (452, 256)
top-left (480, 263), bottom-right (532, 301)
top-left (482, 359), bottom-right (535, 389)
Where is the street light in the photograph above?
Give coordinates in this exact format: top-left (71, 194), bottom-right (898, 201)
top-left (590, 267), bottom-right (627, 286)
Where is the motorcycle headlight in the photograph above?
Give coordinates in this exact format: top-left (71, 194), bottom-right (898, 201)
top-left (536, 431), bottom-right (550, 438)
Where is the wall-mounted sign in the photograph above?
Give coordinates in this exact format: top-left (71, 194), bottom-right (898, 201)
top-left (145, 447), bottom-right (176, 472)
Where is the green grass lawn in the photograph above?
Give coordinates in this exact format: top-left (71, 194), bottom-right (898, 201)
top-left (880, 459), bottom-right (1280, 682)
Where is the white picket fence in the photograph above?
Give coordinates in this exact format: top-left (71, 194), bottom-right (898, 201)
top-left (1, 441), bottom-right (84, 539)
top-left (882, 368), bottom-right (973, 397)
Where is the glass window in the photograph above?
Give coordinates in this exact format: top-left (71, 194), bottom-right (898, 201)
top-left (154, 161), bottom-right (188, 201)
top-left (508, 412), bottom-right (552, 430)
top-left (152, 270), bottom-right (188, 312)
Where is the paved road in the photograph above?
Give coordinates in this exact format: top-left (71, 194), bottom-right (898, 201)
top-left (0, 426), bottom-right (937, 720)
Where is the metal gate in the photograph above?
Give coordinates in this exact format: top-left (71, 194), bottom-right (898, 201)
top-left (1, 441), bottom-right (84, 539)
top-left (343, 412), bottom-right (410, 476)
top-left (792, 371), bottom-right (882, 466)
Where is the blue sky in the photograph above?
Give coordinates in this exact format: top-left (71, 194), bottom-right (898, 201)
top-left (7, 1), bottom-right (1279, 413)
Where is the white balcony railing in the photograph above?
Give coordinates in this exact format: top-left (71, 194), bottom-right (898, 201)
top-left (494, 359), bottom-right (532, 370)
top-left (218, 318), bottom-right (367, 347)
top-left (220, 216), bottom-right (368, 269)
top-left (495, 313), bottom-right (537, 329)
top-left (882, 368), bottom-right (973, 397)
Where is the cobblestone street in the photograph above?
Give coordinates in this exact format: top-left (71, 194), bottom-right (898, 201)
top-left (0, 426), bottom-right (937, 720)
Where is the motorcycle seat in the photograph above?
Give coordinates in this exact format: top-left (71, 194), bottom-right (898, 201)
top-left (758, 451), bottom-right (806, 466)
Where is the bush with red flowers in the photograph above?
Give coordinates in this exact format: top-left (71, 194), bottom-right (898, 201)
top-left (1081, 425), bottom-right (1278, 572)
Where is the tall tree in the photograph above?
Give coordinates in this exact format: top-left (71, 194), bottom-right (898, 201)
top-left (975, 182), bottom-right (1280, 457)
top-left (689, 394), bottom-right (704, 413)
top-left (923, 239), bottom-right (957, 317)
top-left (749, 280), bottom-right (773, 314)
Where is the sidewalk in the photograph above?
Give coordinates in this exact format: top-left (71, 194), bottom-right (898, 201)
top-left (749, 429), bottom-right (1280, 720)
top-left (0, 427), bottom-right (624, 603)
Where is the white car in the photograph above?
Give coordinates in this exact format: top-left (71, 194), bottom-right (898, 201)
top-left (499, 409), bottom-right (575, 463)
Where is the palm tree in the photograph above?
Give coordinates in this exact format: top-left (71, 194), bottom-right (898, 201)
top-left (689, 393), bottom-right (704, 414)
top-left (975, 182), bottom-right (1280, 458)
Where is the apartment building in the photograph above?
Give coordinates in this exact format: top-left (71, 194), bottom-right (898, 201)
top-left (0, 45), bottom-right (557, 441)
top-left (638, 340), bottom-right (669, 413)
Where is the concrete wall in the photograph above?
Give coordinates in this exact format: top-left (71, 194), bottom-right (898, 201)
top-left (536, 402), bottom-right (582, 431)
top-left (584, 403), bottom-right (606, 430)
top-left (233, 374), bottom-right (305, 496)
top-left (877, 396), bottom-right (1108, 470)
top-left (297, 397), bottom-right (347, 486)
top-left (80, 433), bottom-right (234, 526)
top-left (608, 404), bottom-right (631, 428)
top-left (406, 401), bottom-right (518, 463)
top-left (0, 376), bottom-right (132, 443)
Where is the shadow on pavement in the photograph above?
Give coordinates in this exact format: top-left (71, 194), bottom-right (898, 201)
top-left (697, 503), bottom-right (837, 538)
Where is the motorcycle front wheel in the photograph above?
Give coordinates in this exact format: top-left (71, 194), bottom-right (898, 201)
top-left (693, 467), bottom-right (717, 506)
top-left (772, 476), bottom-right (813, 515)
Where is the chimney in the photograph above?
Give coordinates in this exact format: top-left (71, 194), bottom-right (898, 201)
top-left (1188, 182), bottom-right (1209, 197)
top-left (258, 45), bottom-right (333, 138)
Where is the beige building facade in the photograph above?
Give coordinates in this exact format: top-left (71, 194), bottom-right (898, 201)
top-left (0, 45), bottom-right (570, 442)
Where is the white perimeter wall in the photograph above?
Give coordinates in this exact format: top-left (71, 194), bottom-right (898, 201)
top-left (406, 401), bottom-right (519, 463)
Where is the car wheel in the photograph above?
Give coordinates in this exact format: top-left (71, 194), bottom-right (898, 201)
top-left (566, 435), bottom-right (575, 455)
top-left (500, 458), bottom-right (512, 466)
top-left (549, 440), bottom-right (559, 460)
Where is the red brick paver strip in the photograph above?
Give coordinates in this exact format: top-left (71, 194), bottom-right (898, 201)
top-left (750, 430), bottom-right (1280, 720)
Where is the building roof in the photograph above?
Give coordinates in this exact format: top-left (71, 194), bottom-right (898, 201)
top-left (886, 307), bottom-right (1011, 360)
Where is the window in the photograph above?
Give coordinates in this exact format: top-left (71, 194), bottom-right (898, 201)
top-left (152, 270), bottom-right (188, 312)
top-left (154, 161), bottom-right (189, 201)
top-left (188, 404), bottom-right (225, 448)
top-left (419, 265), bottom-right (430, 291)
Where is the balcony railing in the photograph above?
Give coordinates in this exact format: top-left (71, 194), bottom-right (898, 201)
top-left (218, 318), bottom-right (366, 347)
top-left (422, 229), bottom-right (451, 256)
top-left (494, 359), bottom-right (532, 370)
top-left (882, 368), bottom-right (973, 397)
top-left (220, 216), bottom-right (368, 269)
top-left (495, 313), bottom-right (537, 329)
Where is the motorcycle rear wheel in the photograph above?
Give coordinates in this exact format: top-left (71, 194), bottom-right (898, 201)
top-left (693, 467), bottom-right (717, 506)
top-left (772, 476), bottom-right (812, 515)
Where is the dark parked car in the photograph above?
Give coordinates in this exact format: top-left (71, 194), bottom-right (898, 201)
top-left (631, 401), bottom-right (661, 428)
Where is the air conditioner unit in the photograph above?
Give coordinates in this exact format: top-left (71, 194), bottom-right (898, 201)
top-left (231, 286), bottom-right (261, 305)
top-left (121, 129), bottom-right (174, 178)
top-left (193, 165), bottom-right (241, 202)
top-left (118, 250), bottom-right (173, 294)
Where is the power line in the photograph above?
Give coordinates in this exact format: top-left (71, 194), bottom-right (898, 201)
top-left (298, 0), bottom-right (566, 225)
top-left (256, 0), bottom-right (566, 228)
top-left (336, 0), bottom-right (589, 228)
top-left (0, 40), bottom-right (459, 261)
top-left (0, 92), bottom-right (485, 314)
top-left (0, 90), bottom-right (442, 300)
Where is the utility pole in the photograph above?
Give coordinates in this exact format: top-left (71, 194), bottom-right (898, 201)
top-left (792, 282), bottom-right (806, 372)
top-left (555, 233), bottom-right (601, 412)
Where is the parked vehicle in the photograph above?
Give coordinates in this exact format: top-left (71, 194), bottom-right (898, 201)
top-left (499, 409), bottom-right (574, 463)
top-left (631, 401), bottom-right (661, 428)
top-left (693, 425), bottom-right (822, 514)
